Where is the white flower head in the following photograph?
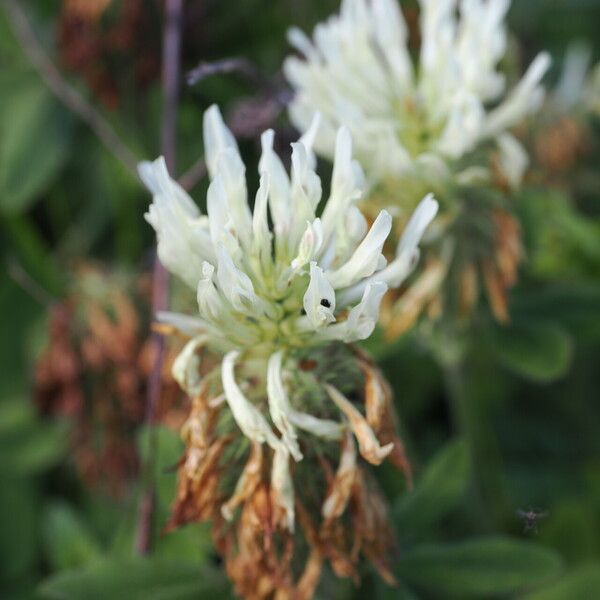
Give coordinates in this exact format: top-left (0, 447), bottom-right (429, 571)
top-left (284, 0), bottom-right (551, 183)
top-left (141, 104), bottom-right (437, 354)
top-left (140, 108), bottom-right (437, 526)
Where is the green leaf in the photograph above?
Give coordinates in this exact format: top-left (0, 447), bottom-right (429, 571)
top-left (0, 477), bottom-right (39, 583)
top-left (0, 74), bottom-right (72, 213)
top-left (490, 320), bottom-right (574, 383)
top-left (38, 558), bottom-right (232, 600)
top-left (397, 537), bottom-right (563, 597)
top-left (519, 563), bottom-right (600, 600)
top-left (0, 412), bottom-right (68, 475)
top-left (511, 283), bottom-right (600, 342)
top-left (42, 502), bottom-right (101, 571)
top-left (394, 439), bottom-right (470, 536)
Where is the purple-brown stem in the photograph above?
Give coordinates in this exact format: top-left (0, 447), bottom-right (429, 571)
top-left (135, 0), bottom-right (183, 555)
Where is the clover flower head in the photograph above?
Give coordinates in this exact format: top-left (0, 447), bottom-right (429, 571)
top-left (284, 0), bottom-right (551, 184)
top-left (139, 106), bottom-right (437, 552)
top-left (141, 104), bottom-right (437, 356)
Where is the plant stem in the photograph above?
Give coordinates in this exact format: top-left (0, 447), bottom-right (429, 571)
top-left (135, 0), bottom-right (183, 555)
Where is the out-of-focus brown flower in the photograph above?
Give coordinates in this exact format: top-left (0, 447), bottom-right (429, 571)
top-left (34, 265), bottom-right (185, 496)
top-left (380, 205), bottom-right (523, 338)
top-left (58, 0), bottom-right (160, 109)
top-left (164, 344), bottom-right (408, 599)
top-left (534, 117), bottom-right (589, 176)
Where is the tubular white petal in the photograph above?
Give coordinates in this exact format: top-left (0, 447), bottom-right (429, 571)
top-left (343, 281), bottom-right (388, 342)
top-left (326, 210), bottom-right (392, 289)
top-left (291, 218), bottom-right (323, 270)
top-left (482, 52), bottom-right (551, 138)
top-left (497, 133), bottom-right (528, 190)
top-left (203, 104), bottom-right (240, 178)
top-left (206, 176), bottom-right (237, 253)
top-left (298, 112), bottom-right (322, 167)
top-left (553, 42), bottom-right (591, 110)
top-left (290, 141), bottom-right (322, 229)
top-left (320, 127), bottom-right (364, 243)
top-left (258, 129), bottom-right (291, 240)
top-left (156, 311), bottom-right (207, 336)
top-left (303, 262), bottom-right (336, 328)
top-left (376, 194), bottom-right (439, 289)
top-left (215, 148), bottom-right (252, 247)
top-left (141, 157), bottom-right (213, 289)
top-left (221, 351), bottom-right (282, 450)
top-left (288, 411), bottom-right (344, 440)
top-left (196, 262), bottom-right (223, 322)
top-left (267, 352), bottom-right (302, 461)
top-left (216, 244), bottom-right (259, 314)
top-left (251, 173), bottom-right (272, 267)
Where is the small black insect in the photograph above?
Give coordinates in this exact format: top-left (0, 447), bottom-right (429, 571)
top-left (517, 508), bottom-right (549, 533)
top-left (320, 298), bottom-right (331, 308)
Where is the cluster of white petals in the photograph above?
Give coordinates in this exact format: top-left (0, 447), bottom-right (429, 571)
top-left (140, 106), bottom-right (437, 528)
top-left (284, 0), bottom-right (551, 184)
top-left (141, 105), bottom-right (437, 355)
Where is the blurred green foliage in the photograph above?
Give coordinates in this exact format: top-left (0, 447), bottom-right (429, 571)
top-left (0, 1), bottom-right (599, 599)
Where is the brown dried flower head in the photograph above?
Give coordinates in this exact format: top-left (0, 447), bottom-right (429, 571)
top-left (34, 264), bottom-right (185, 495)
top-left (163, 340), bottom-right (411, 599)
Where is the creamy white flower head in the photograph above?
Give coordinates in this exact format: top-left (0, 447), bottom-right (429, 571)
top-left (141, 104), bottom-right (437, 354)
top-left (140, 107), bottom-right (437, 525)
top-left (284, 0), bottom-right (551, 183)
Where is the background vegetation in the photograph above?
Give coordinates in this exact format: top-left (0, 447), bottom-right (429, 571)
top-left (0, 0), bottom-right (599, 598)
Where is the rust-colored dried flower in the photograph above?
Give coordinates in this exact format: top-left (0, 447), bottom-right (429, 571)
top-left (162, 342), bottom-right (410, 599)
top-left (34, 265), bottom-right (185, 495)
top-left (379, 201), bottom-right (523, 339)
top-left (58, 0), bottom-right (160, 109)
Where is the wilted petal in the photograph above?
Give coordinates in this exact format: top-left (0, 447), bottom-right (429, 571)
top-left (359, 359), bottom-right (389, 432)
top-left (321, 431), bottom-right (357, 521)
top-left (172, 337), bottom-right (206, 397)
top-left (288, 411), bottom-right (344, 440)
top-left (221, 351), bottom-right (281, 450)
top-left (221, 443), bottom-right (263, 521)
top-left (324, 383), bottom-right (393, 465)
top-left (271, 446), bottom-right (295, 531)
top-left (267, 352), bottom-right (302, 461)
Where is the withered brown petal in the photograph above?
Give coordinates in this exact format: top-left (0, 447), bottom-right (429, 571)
top-left (324, 384), bottom-right (393, 466)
